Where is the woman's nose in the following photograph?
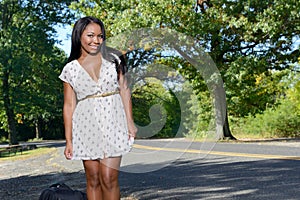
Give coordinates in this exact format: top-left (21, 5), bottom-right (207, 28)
top-left (93, 36), bottom-right (101, 43)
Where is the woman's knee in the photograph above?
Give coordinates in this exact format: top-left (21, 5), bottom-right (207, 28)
top-left (101, 171), bottom-right (119, 190)
top-left (83, 160), bottom-right (101, 188)
top-left (87, 172), bottom-right (101, 188)
top-left (100, 162), bottom-right (120, 190)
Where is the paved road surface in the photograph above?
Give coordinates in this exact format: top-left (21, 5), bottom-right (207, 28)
top-left (0, 139), bottom-right (299, 200)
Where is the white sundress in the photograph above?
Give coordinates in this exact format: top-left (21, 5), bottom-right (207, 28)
top-left (59, 57), bottom-right (132, 160)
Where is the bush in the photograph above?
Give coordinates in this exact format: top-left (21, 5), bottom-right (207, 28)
top-left (233, 98), bottom-right (300, 138)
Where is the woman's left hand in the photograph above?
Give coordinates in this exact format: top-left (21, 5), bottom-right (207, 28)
top-left (128, 122), bottom-right (138, 139)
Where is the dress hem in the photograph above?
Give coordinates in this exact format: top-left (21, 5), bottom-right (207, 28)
top-left (71, 149), bottom-right (132, 161)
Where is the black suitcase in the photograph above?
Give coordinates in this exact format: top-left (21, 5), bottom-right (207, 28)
top-left (39, 183), bottom-right (87, 200)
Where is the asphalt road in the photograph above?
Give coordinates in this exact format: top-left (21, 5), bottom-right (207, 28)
top-left (120, 138), bottom-right (300, 199)
top-left (1, 138), bottom-right (300, 200)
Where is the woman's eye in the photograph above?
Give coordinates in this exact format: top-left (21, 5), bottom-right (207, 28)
top-left (87, 34), bottom-right (94, 38)
top-left (98, 34), bottom-right (104, 39)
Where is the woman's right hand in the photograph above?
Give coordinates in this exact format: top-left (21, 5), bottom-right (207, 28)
top-left (64, 142), bottom-right (73, 160)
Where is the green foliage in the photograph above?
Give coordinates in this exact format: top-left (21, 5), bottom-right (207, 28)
top-left (72, 0), bottom-right (300, 139)
top-left (0, 0), bottom-right (75, 143)
top-left (0, 135), bottom-right (8, 144)
top-left (232, 72), bottom-right (300, 138)
top-left (234, 98), bottom-right (300, 138)
top-left (286, 72), bottom-right (300, 110)
top-left (70, 0), bottom-right (191, 34)
top-left (184, 89), bottom-right (214, 138)
top-left (132, 77), bottom-right (182, 138)
top-left (205, 0), bottom-right (300, 117)
top-left (226, 66), bottom-right (290, 117)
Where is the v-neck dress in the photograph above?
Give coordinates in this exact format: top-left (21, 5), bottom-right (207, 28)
top-left (59, 58), bottom-right (132, 160)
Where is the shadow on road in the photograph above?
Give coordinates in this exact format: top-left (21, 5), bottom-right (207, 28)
top-left (1, 156), bottom-right (299, 200)
top-left (119, 158), bottom-right (300, 200)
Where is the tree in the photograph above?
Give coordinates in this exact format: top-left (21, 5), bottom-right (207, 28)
top-left (0, 0), bottom-right (74, 144)
top-left (70, 0), bottom-right (232, 139)
top-left (195, 0), bottom-right (300, 115)
top-left (19, 46), bottom-right (68, 140)
top-left (71, 0), bottom-right (300, 139)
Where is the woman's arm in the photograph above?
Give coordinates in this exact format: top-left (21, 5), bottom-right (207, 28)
top-left (62, 82), bottom-right (76, 159)
top-left (118, 73), bottom-right (137, 138)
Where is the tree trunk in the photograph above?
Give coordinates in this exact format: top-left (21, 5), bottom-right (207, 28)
top-left (213, 82), bottom-right (236, 140)
top-left (223, 108), bottom-right (236, 140)
top-left (35, 118), bottom-right (42, 139)
top-left (2, 69), bottom-right (18, 145)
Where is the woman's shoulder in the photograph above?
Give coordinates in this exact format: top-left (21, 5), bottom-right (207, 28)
top-left (66, 59), bottom-right (78, 66)
top-left (63, 60), bottom-right (79, 70)
top-left (59, 59), bottom-right (80, 82)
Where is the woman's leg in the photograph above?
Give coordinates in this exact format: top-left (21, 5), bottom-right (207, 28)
top-left (83, 160), bottom-right (102, 200)
top-left (100, 156), bottom-right (122, 200)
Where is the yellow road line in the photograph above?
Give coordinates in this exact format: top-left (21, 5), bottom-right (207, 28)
top-left (133, 144), bottom-right (300, 161)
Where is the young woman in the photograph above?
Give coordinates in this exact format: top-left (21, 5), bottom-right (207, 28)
top-left (59, 16), bottom-right (137, 200)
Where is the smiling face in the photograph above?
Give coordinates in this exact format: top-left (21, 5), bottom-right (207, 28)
top-left (80, 22), bottom-right (103, 56)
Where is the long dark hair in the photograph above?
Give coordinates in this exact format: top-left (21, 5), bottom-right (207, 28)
top-left (67, 16), bottom-right (127, 75)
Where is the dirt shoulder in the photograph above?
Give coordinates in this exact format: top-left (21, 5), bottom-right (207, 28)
top-left (0, 147), bottom-right (84, 200)
top-left (0, 145), bottom-right (136, 200)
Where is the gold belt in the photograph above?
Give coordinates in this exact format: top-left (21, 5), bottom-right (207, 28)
top-left (79, 91), bottom-right (119, 101)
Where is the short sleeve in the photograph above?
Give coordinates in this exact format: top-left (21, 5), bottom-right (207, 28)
top-left (59, 62), bottom-right (73, 85)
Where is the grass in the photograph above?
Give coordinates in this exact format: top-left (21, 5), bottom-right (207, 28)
top-left (184, 129), bottom-right (293, 142)
top-left (0, 147), bottom-right (56, 162)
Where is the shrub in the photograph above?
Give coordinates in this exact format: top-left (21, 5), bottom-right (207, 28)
top-left (233, 98), bottom-right (300, 138)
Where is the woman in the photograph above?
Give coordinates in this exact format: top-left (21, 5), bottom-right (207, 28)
top-left (59, 16), bottom-right (137, 200)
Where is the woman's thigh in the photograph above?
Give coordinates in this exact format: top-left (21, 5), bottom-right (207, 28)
top-left (101, 156), bottom-right (121, 170)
